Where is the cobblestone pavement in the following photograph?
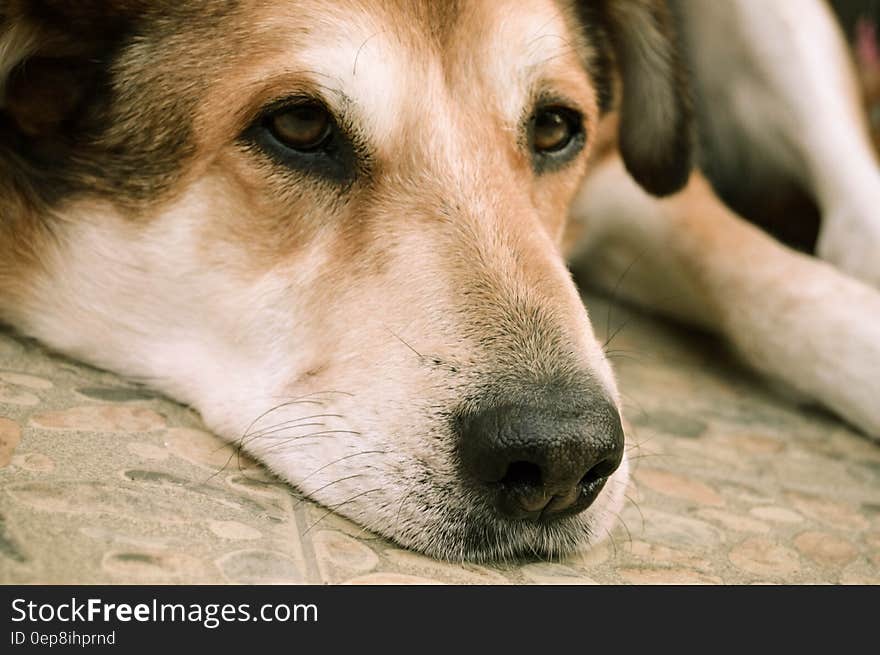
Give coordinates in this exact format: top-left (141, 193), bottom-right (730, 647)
top-left (1, 293), bottom-right (878, 584)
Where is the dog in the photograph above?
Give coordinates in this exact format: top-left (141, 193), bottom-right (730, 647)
top-left (0, 0), bottom-right (878, 563)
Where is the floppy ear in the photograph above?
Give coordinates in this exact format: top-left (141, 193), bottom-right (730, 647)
top-left (0, 11), bottom-right (39, 106)
top-left (582, 0), bottom-right (695, 196)
top-left (0, 2), bottom-right (137, 136)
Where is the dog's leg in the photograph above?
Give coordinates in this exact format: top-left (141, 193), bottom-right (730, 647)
top-left (679, 0), bottom-right (880, 287)
top-left (767, 0), bottom-right (880, 289)
top-left (570, 155), bottom-right (880, 439)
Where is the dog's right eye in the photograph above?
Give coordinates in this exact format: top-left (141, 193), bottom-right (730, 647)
top-left (267, 103), bottom-right (332, 152)
top-left (245, 98), bottom-right (358, 184)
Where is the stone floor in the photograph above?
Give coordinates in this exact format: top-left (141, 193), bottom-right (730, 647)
top-left (1, 292), bottom-right (878, 584)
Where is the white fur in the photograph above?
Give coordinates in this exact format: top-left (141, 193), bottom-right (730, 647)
top-left (486, 2), bottom-right (575, 122)
top-left (290, 13), bottom-right (411, 147)
top-left (18, 172), bottom-right (627, 561)
top-left (678, 0), bottom-right (880, 288)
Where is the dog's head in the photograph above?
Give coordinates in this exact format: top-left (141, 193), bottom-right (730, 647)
top-left (0, 0), bottom-right (692, 560)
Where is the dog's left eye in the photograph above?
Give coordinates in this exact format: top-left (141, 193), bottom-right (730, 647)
top-left (528, 106), bottom-right (585, 171)
top-left (267, 103), bottom-right (332, 152)
top-left (532, 108), bottom-right (576, 152)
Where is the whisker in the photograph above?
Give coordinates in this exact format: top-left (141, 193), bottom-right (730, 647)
top-left (604, 351), bottom-right (646, 365)
top-left (254, 430), bottom-right (361, 455)
top-left (243, 422), bottom-right (326, 443)
top-left (602, 250), bottom-right (649, 348)
top-left (607, 508), bottom-right (633, 550)
top-left (231, 396), bottom-right (331, 453)
top-left (626, 452), bottom-right (676, 463)
top-left (385, 325), bottom-right (425, 361)
top-left (299, 450), bottom-right (388, 485)
top-left (624, 427), bottom-right (661, 453)
top-left (393, 483), bottom-right (419, 535)
top-left (240, 413), bottom-right (345, 441)
top-left (624, 493), bottom-right (646, 532)
top-left (528, 44), bottom-right (581, 70)
top-left (353, 30), bottom-right (384, 76)
top-left (205, 399), bottom-right (349, 482)
top-left (603, 523), bottom-right (618, 559)
top-left (241, 396), bottom-right (334, 437)
top-left (618, 391), bottom-right (650, 422)
top-left (294, 473), bottom-right (366, 509)
top-left (301, 488), bottom-right (385, 536)
top-left (603, 315), bottom-right (637, 353)
top-left (525, 17), bottom-right (562, 46)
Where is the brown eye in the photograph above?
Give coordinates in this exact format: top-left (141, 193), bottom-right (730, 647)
top-left (268, 103), bottom-right (332, 151)
top-left (531, 106), bottom-right (580, 154)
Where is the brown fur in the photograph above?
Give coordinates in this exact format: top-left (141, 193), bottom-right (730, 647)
top-left (0, 0), bottom-right (692, 284)
top-left (0, 1), bottom-right (698, 560)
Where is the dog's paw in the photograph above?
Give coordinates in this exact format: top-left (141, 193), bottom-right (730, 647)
top-left (726, 253), bottom-right (880, 443)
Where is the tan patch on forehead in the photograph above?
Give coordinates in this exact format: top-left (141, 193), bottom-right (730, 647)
top-left (155, 0), bottom-right (601, 275)
top-left (222, 0), bottom-right (459, 150)
top-left (448, 0), bottom-right (596, 123)
top-left (209, 0), bottom-right (596, 146)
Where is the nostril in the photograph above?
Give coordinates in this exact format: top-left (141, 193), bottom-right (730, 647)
top-left (498, 461), bottom-right (550, 516)
top-left (500, 461), bottom-right (542, 489)
top-left (579, 453), bottom-right (621, 488)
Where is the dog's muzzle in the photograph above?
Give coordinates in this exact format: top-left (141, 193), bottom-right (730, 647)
top-left (456, 390), bottom-right (624, 522)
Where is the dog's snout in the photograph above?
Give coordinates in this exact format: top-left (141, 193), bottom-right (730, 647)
top-left (457, 395), bottom-right (624, 521)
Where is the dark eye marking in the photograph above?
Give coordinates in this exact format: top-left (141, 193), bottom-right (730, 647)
top-left (242, 97), bottom-right (359, 185)
top-left (527, 104), bottom-right (586, 173)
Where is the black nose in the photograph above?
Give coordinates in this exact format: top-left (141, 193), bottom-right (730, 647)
top-left (457, 398), bottom-right (624, 521)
